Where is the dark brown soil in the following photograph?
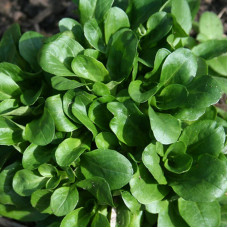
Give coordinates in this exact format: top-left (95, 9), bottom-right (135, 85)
top-left (0, 0), bottom-right (227, 38)
top-left (0, 0), bottom-right (78, 37)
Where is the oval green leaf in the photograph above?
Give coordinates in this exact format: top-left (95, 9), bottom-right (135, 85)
top-left (50, 185), bottom-right (79, 216)
top-left (72, 55), bottom-right (110, 82)
top-left (45, 94), bottom-right (78, 132)
top-left (77, 177), bottom-right (114, 206)
top-left (107, 28), bottom-right (138, 81)
top-left (149, 107), bottom-right (181, 145)
top-left (142, 143), bottom-right (167, 185)
top-left (178, 198), bottom-right (221, 227)
top-left (24, 108), bottom-right (55, 146)
top-left (39, 35), bottom-right (84, 76)
top-left (104, 7), bottom-right (130, 44)
top-left (13, 169), bottom-right (47, 196)
top-left (55, 138), bottom-right (88, 167)
top-left (129, 164), bottom-right (169, 204)
top-left (81, 149), bottom-right (133, 190)
top-left (160, 48), bottom-right (197, 85)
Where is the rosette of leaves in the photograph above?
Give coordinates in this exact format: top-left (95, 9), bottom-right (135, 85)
top-left (0, 0), bottom-right (227, 227)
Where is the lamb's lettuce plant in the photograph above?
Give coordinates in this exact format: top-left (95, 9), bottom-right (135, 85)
top-left (0, 0), bottom-right (227, 227)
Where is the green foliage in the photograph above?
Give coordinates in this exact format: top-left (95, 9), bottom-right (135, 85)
top-left (0, 0), bottom-right (226, 226)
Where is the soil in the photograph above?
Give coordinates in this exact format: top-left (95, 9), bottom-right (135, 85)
top-left (0, 0), bottom-right (78, 37)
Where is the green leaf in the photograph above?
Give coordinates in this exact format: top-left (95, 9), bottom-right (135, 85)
top-left (116, 202), bottom-right (143, 227)
top-left (72, 55), bottom-right (110, 82)
top-left (107, 28), bottom-right (138, 81)
top-left (107, 101), bottom-right (150, 146)
top-left (129, 0), bottom-right (162, 28)
top-left (121, 191), bottom-right (141, 212)
top-left (39, 35), bottom-right (84, 76)
top-left (179, 120), bottom-right (225, 158)
top-left (46, 175), bottom-right (61, 189)
top-left (92, 82), bottom-right (110, 96)
top-left (0, 146), bottom-right (13, 171)
top-left (0, 105), bottom-right (30, 117)
top-left (38, 164), bottom-right (58, 177)
top-left (91, 212), bottom-right (110, 227)
top-left (58, 18), bottom-right (84, 44)
top-left (0, 72), bottom-right (21, 100)
top-left (95, 132), bottom-right (119, 149)
top-left (0, 62), bottom-right (29, 83)
top-left (156, 84), bottom-right (188, 110)
top-left (22, 144), bottom-right (54, 170)
top-left (62, 167), bottom-right (75, 184)
top-left (20, 84), bottom-right (43, 106)
top-left (24, 108), bottom-right (55, 146)
top-left (157, 201), bottom-right (188, 227)
top-left (51, 76), bottom-right (84, 91)
top-left (212, 76), bottom-right (227, 94)
top-left (142, 143), bottom-right (167, 185)
top-left (72, 90), bottom-right (98, 137)
top-left (171, 0), bottom-right (192, 35)
top-left (128, 80), bottom-right (160, 103)
top-left (170, 154), bottom-right (227, 202)
top-left (208, 54), bottom-right (227, 77)
top-left (81, 149), bottom-right (133, 190)
top-left (145, 200), bottom-right (168, 214)
top-left (62, 90), bottom-right (81, 123)
top-left (0, 24), bottom-right (26, 68)
top-left (88, 100), bottom-right (112, 130)
top-left (197, 12), bottom-right (223, 42)
top-left (13, 169), bottom-right (47, 196)
top-left (50, 185), bottom-right (79, 216)
top-left (0, 162), bottom-right (25, 206)
top-left (83, 48), bottom-right (100, 59)
top-left (187, 0), bottom-right (200, 20)
top-left (60, 207), bottom-right (92, 227)
top-left (84, 19), bottom-right (106, 53)
top-left (77, 177), bottom-right (114, 206)
top-left (144, 48), bottom-right (170, 79)
top-left (219, 194), bottom-right (227, 227)
top-left (164, 142), bottom-right (193, 174)
top-left (174, 75), bottom-right (222, 120)
top-left (79, 0), bottom-right (114, 24)
top-left (192, 39), bottom-right (227, 60)
top-left (0, 204), bottom-right (48, 222)
top-left (160, 48), bottom-right (197, 85)
top-left (55, 138), bottom-right (88, 167)
top-left (0, 99), bottom-right (19, 115)
top-left (149, 107), bottom-right (181, 145)
top-left (178, 198), bottom-right (221, 227)
top-left (130, 164), bottom-right (168, 204)
top-left (31, 189), bottom-right (52, 214)
top-left (142, 12), bottom-right (172, 48)
top-left (174, 106), bottom-right (206, 122)
top-left (104, 7), bottom-right (130, 44)
top-left (187, 76), bottom-right (221, 108)
top-left (0, 117), bottom-right (24, 145)
top-left (19, 31), bottom-right (44, 71)
top-left (45, 94), bottom-right (78, 132)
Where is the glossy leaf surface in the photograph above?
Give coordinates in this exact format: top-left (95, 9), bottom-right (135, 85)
top-left (81, 149), bottom-right (133, 190)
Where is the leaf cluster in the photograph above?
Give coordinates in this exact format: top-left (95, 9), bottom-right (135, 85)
top-left (0, 0), bottom-right (227, 227)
